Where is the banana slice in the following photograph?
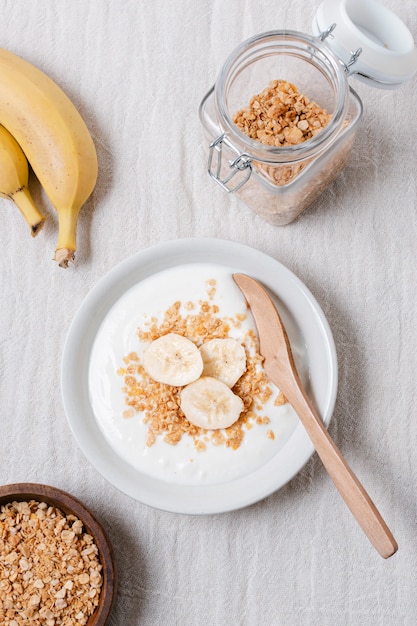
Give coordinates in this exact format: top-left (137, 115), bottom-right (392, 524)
top-left (200, 338), bottom-right (246, 388)
top-left (143, 333), bottom-right (203, 386)
top-left (180, 376), bottom-right (244, 430)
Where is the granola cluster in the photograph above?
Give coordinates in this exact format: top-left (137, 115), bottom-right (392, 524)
top-left (231, 79), bottom-right (335, 195)
top-left (227, 79), bottom-right (353, 225)
top-left (0, 500), bottom-right (103, 625)
top-left (118, 279), bottom-right (286, 452)
top-left (233, 79), bottom-right (331, 147)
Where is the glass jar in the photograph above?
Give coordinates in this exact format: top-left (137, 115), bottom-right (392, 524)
top-left (199, 0), bottom-right (417, 226)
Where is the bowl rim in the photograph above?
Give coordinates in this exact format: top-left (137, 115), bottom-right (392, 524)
top-left (0, 482), bottom-right (116, 625)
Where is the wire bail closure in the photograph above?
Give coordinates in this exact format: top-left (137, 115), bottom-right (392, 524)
top-left (319, 23), bottom-right (362, 74)
top-left (208, 134), bottom-right (252, 193)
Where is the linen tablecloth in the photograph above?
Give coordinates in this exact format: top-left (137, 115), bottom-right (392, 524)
top-left (1, 1), bottom-right (417, 624)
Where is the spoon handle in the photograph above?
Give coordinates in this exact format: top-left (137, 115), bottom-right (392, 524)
top-left (289, 385), bottom-right (398, 559)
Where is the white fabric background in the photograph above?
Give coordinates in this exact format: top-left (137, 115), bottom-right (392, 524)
top-left (1, 1), bottom-right (416, 624)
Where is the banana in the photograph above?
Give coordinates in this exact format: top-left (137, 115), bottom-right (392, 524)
top-left (180, 376), bottom-right (244, 430)
top-left (0, 47), bottom-right (98, 267)
top-left (143, 333), bottom-right (203, 386)
top-left (0, 124), bottom-right (45, 236)
top-left (200, 338), bottom-right (246, 388)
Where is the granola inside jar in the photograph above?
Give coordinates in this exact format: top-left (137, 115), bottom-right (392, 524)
top-left (199, 30), bottom-right (362, 226)
top-left (199, 1), bottom-right (417, 225)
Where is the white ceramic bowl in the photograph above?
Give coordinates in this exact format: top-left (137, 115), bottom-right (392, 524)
top-left (61, 238), bottom-right (337, 514)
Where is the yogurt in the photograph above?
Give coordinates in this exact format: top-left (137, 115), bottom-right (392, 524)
top-left (88, 263), bottom-right (307, 486)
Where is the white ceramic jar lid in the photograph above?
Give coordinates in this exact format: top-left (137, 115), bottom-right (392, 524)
top-left (312, 0), bottom-right (417, 88)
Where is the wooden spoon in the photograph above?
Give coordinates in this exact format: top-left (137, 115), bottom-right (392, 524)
top-left (233, 273), bottom-right (398, 559)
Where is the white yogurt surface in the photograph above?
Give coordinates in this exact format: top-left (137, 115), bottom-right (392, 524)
top-left (88, 264), bottom-right (307, 486)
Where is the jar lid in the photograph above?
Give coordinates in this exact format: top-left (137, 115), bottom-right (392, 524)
top-left (312, 0), bottom-right (417, 88)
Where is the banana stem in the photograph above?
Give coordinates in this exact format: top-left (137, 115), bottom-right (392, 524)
top-left (13, 187), bottom-right (45, 237)
top-left (54, 207), bottom-right (79, 268)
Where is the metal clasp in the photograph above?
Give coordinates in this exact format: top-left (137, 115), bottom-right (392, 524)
top-left (345, 47), bottom-right (362, 73)
top-left (319, 22), bottom-right (337, 41)
top-left (319, 23), bottom-right (362, 74)
top-left (208, 134), bottom-right (252, 193)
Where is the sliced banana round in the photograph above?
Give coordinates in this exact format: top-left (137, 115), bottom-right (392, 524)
top-left (180, 376), bottom-right (244, 430)
top-left (200, 337), bottom-right (246, 388)
top-left (143, 333), bottom-right (203, 386)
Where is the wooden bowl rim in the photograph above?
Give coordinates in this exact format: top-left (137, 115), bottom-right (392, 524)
top-left (0, 482), bottom-right (116, 625)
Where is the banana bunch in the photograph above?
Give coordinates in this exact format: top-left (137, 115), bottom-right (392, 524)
top-left (0, 47), bottom-right (98, 267)
top-left (143, 333), bottom-right (247, 430)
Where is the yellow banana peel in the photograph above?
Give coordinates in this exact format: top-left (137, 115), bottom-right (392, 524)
top-left (0, 48), bottom-right (98, 267)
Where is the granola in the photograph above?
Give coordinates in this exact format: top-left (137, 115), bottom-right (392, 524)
top-left (227, 79), bottom-right (355, 225)
top-left (118, 279), bottom-right (286, 452)
top-left (233, 79), bottom-right (331, 148)
top-left (0, 500), bottom-right (103, 625)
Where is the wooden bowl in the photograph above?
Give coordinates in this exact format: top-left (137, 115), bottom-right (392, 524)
top-left (0, 483), bottom-right (116, 625)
